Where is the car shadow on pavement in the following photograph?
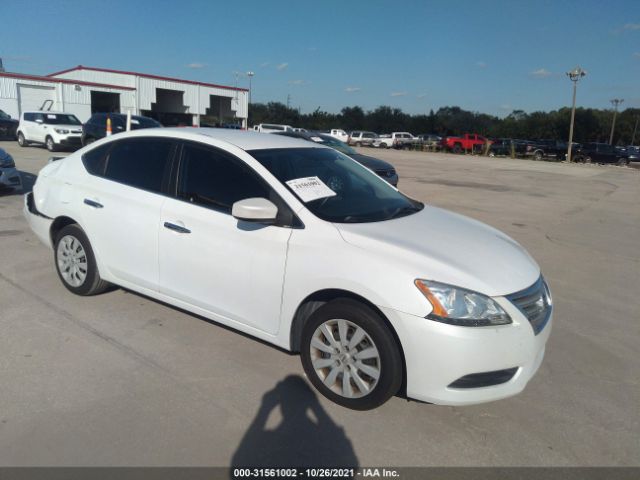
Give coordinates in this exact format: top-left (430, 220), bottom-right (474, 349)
top-left (231, 375), bottom-right (359, 469)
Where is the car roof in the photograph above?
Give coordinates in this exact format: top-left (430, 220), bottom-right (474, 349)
top-left (118, 127), bottom-right (327, 151)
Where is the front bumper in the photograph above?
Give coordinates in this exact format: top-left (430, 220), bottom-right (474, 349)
top-left (0, 166), bottom-right (22, 188)
top-left (57, 135), bottom-right (82, 146)
top-left (380, 296), bottom-right (552, 406)
top-left (24, 192), bottom-right (53, 248)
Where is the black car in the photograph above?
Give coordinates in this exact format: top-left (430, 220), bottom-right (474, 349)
top-left (575, 143), bottom-right (629, 165)
top-left (0, 109), bottom-right (18, 139)
top-left (489, 138), bottom-right (532, 157)
top-left (82, 113), bottom-right (162, 146)
top-left (528, 139), bottom-right (571, 161)
top-left (275, 131), bottom-right (399, 186)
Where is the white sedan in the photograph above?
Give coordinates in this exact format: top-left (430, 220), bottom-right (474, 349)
top-left (24, 128), bottom-right (552, 410)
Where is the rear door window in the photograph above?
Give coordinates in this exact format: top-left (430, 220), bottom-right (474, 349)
top-left (104, 138), bottom-right (175, 193)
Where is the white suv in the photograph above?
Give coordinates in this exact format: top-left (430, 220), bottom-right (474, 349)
top-left (24, 128), bottom-right (552, 410)
top-left (17, 112), bottom-right (83, 151)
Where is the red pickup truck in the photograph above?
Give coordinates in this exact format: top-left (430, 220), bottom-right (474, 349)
top-left (441, 133), bottom-right (491, 153)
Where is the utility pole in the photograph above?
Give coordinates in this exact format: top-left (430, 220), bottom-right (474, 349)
top-left (609, 98), bottom-right (623, 145)
top-left (566, 66), bottom-right (587, 163)
top-left (286, 94), bottom-right (291, 109)
top-left (632, 116), bottom-right (639, 146)
top-left (246, 71), bottom-right (254, 126)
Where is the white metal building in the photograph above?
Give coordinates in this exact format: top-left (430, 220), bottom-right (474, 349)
top-left (0, 65), bottom-right (248, 127)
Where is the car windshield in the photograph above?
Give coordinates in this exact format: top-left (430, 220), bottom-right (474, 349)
top-left (250, 147), bottom-right (423, 223)
top-left (43, 114), bottom-right (81, 125)
top-left (313, 135), bottom-right (357, 155)
top-left (131, 117), bottom-right (162, 128)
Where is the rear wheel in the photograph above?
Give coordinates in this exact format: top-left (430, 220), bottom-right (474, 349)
top-left (54, 224), bottom-right (110, 296)
top-left (17, 132), bottom-right (27, 147)
top-left (300, 299), bottom-right (403, 410)
top-left (533, 150), bottom-right (543, 160)
top-left (617, 158), bottom-right (629, 166)
top-left (452, 144), bottom-right (462, 154)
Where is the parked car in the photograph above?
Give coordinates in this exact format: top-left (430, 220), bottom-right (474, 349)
top-left (252, 124), bottom-right (294, 133)
top-left (0, 109), bottom-right (19, 139)
top-left (323, 129), bottom-right (348, 143)
top-left (25, 128), bottom-right (552, 410)
top-left (625, 146), bottom-right (639, 161)
top-left (0, 147), bottom-right (21, 190)
top-left (373, 132), bottom-right (418, 149)
top-left (275, 131), bottom-right (399, 186)
top-left (17, 112), bottom-right (83, 152)
top-left (441, 133), bottom-right (491, 153)
top-left (574, 143), bottom-right (629, 165)
top-left (416, 134), bottom-right (442, 146)
top-left (489, 139), bottom-right (532, 157)
top-left (526, 139), bottom-right (573, 161)
top-left (82, 113), bottom-right (162, 146)
top-left (348, 131), bottom-right (378, 147)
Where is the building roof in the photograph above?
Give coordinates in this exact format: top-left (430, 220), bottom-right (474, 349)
top-left (0, 71), bottom-right (136, 90)
top-left (48, 65), bottom-right (248, 92)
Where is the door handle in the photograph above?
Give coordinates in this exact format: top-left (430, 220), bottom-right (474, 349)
top-left (84, 198), bottom-right (103, 208)
top-left (163, 222), bottom-right (191, 234)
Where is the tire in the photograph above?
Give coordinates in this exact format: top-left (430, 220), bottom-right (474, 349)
top-left (617, 158), bottom-right (629, 166)
top-left (533, 150), bottom-right (543, 161)
top-left (452, 144), bottom-right (462, 154)
top-left (380, 143), bottom-right (388, 149)
top-left (54, 224), bottom-right (110, 296)
top-left (300, 298), bottom-right (403, 410)
top-left (355, 142), bottom-right (362, 147)
top-left (46, 136), bottom-right (57, 152)
top-left (17, 131), bottom-right (27, 147)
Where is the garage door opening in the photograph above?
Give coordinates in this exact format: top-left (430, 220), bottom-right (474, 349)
top-left (204, 95), bottom-right (238, 127)
top-left (91, 91), bottom-right (120, 113)
top-left (143, 88), bottom-right (192, 126)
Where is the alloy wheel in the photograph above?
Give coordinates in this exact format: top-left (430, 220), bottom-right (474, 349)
top-left (56, 235), bottom-right (88, 287)
top-left (309, 319), bottom-right (381, 399)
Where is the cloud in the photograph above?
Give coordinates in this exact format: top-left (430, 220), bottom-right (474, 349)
top-left (634, 52), bottom-right (640, 58)
top-left (390, 91), bottom-right (408, 97)
top-left (260, 62), bottom-right (270, 68)
top-left (288, 79), bottom-right (308, 85)
top-left (417, 93), bottom-right (427, 99)
top-left (621, 23), bottom-right (640, 31)
top-left (530, 68), bottom-right (552, 78)
top-left (186, 62), bottom-right (206, 69)
top-left (500, 104), bottom-right (512, 111)
top-left (476, 61), bottom-right (487, 68)
top-left (344, 86), bottom-right (361, 93)
top-left (276, 62), bottom-right (289, 71)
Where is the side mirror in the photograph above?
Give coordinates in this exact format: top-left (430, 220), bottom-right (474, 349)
top-left (232, 198), bottom-right (278, 223)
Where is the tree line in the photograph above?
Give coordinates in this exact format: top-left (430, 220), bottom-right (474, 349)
top-left (248, 103), bottom-right (640, 145)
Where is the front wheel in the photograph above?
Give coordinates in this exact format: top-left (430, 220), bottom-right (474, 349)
top-left (54, 224), bottom-right (110, 296)
top-left (46, 136), bottom-right (57, 152)
top-left (617, 158), bottom-right (629, 166)
top-left (300, 299), bottom-right (403, 410)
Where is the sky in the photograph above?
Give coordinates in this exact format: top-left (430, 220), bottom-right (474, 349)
top-left (1, 0), bottom-right (639, 116)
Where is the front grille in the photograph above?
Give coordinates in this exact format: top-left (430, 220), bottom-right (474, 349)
top-left (375, 168), bottom-right (396, 178)
top-left (448, 368), bottom-right (519, 389)
top-left (506, 276), bottom-right (552, 335)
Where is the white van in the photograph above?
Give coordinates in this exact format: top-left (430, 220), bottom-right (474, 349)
top-left (252, 123), bottom-right (294, 133)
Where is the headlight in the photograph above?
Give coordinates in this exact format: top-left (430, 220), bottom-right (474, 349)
top-left (415, 279), bottom-right (512, 326)
top-left (54, 128), bottom-right (69, 134)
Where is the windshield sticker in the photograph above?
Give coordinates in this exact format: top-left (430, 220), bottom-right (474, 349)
top-left (130, 119), bottom-right (140, 125)
top-left (310, 136), bottom-right (324, 142)
top-left (286, 176), bottom-right (336, 203)
top-left (47, 114), bottom-right (57, 119)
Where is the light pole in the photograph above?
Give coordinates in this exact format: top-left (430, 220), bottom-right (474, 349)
top-left (246, 71), bottom-right (254, 126)
top-left (566, 66), bottom-right (586, 163)
top-left (609, 98), bottom-right (623, 145)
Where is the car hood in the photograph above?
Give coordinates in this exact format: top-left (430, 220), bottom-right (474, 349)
top-left (336, 206), bottom-right (540, 297)
top-left (348, 153), bottom-right (394, 171)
